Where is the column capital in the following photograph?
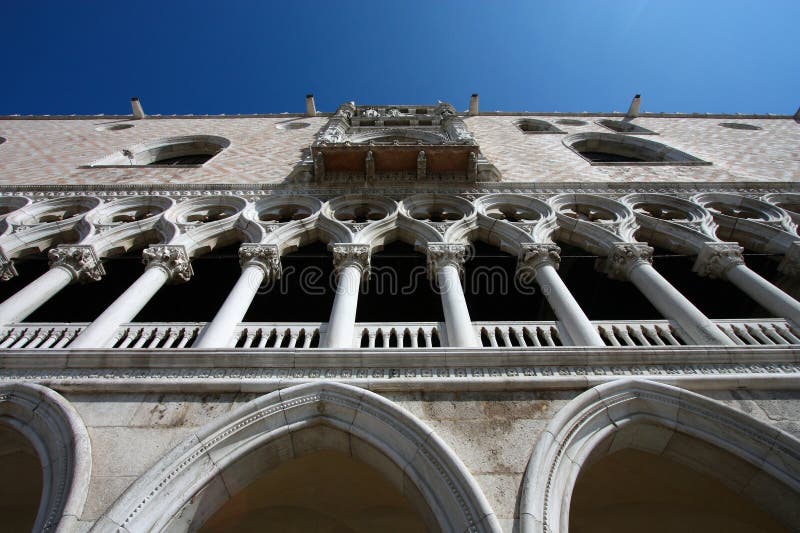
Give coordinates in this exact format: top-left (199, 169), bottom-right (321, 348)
top-left (778, 241), bottom-right (800, 277)
top-left (142, 245), bottom-right (193, 284)
top-left (518, 243), bottom-right (561, 272)
top-left (48, 245), bottom-right (105, 282)
top-left (693, 242), bottom-right (745, 278)
top-left (602, 242), bottom-right (653, 281)
top-left (239, 243), bottom-right (281, 281)
top-left (0, 251), bottom-right (17, 281)
top-left (426, 242), bottom-right (468, 280)
top-left (331, 243), bottom-right (371, 280)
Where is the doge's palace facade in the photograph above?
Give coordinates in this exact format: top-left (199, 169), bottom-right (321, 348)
top-left (1, 97), bottom-right (800, 532)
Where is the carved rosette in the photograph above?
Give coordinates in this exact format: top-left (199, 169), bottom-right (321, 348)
top-left (239, 244), bottom-right (281, 282)
top-left (331, 244), bottom-right (371, 281)
top-left (518, 244), bottom-right (561, 272)
top-left (0, 252), bottom-right (17, 281)
top-left (142, 245), bottom-right (193, 284)
top-left (48, 245), bottom-right (105, 283)
top-left (778, 241), bottom-right (800, 277)
top-left (602, 243), bottom-right (654, 281)
top-left (693, 242), bottom-right (745, 278)
top-left (427, 243), bottom-right (468, 280)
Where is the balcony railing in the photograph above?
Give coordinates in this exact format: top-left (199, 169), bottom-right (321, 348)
top-left (1, 318), bottom-right (799, 350)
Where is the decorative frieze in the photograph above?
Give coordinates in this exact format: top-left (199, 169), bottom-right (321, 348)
top-left (48, 245), bottom-right (105, 282)
top-left (602, 242), bottom-right (654, 281)
top-left (239, 243), bottom-right (281, 281)
top-left (331, 244), bottom-right (371, 280)
top-left (693, 242), bottom-right (746, 278)
top-left (142, 245), bottom-right (193, 283)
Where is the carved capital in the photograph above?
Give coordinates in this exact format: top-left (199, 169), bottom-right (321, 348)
top-left (778, 241), bottom-right (800, 277)
top-left (331, 244), bottom-right (371, 280)
top-left (0, 251), bottom-right (17, 281)
top-left (48, 245), bottom-right (105, 282)
top-left (142, 245), bottom-right (193, 284)
top-left (602, 243), bottom-right (653, 281)
top-left (693, 242), bottom-right (745, 278)
top-left (239, 243), bottom-right (281, 281)
top-left (518, 243), bottom-right (561, 272)
top-left (427, 243), bottom-right (468, 279)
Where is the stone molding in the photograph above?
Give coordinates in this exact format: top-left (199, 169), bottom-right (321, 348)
top-left (238, 243), bottom-right (281, 281)
top-left (779, 241), bottom-right (800, 277)
top-left (518, 243), bottom-right (561, 272)
top-left (0, 382), bottom-right (92, 533)
top-left (0, 251), bottom-right (17, 281)
top-left (48, 245), bottom-right (105, 283)
top-left (91, 382), bottom-right (501, 533)
top-left (427, 242), bottom-right (468, 279)
top-left (330, 243), bottom-right (371, 280)
top-left (693, 242), bottom-right (746, 278)
top-left (520, 378), bottom-right (800, 533)
top-left (602, 242), bottom-right (654, 281)
top-left (142, 245), bottom-right (193, 283)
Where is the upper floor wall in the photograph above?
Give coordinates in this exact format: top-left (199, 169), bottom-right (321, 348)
top-left (0, 113), bottom-right (796, 186)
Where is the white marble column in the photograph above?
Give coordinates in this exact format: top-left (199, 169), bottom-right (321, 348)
top-left (323, 244), bottom-right (370, 349)
top-left (695, 242), bottom-right (800, 326)
top-left (69, 245), bottom-right (193, 349)
top-left (519, 244), bottom-right (604, 346)
top-left (0, 245), bottom-right (105, 325)
top-left (194, 244), bottom-right (281, 348)
top-left (603, 243), bottom-right (733, 346)
top-left (427, 243), bottom-right (480, 348)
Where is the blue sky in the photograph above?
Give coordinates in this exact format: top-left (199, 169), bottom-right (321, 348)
top-left (3, 1), bottom-right (798, 115)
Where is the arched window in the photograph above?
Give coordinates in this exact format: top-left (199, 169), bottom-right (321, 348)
top-left (597, 118), bottom-right (657, 135)
top-left (88, 135), bottom-right (230, 167)
top-left (563, 132), bottom-right (709, 165)
top-left (516, 118), bottom-right (564, 134)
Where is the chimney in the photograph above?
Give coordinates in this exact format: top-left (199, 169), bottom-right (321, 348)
top-left (131, 97), bottom-right (145, 119)
top-left (626, 94), bottom-right (641, 118)
top-left (794, 106), bottom-right (800, 123)
top-left (469, 94), bottom-right (479, 116)
top-left (305, 94), bottom-right (317, 117)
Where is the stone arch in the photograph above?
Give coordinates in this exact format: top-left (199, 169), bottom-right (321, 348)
top-left (0, 382), bottom-right (91, 533)
top-left (563, 132), bottom-right (707, 165)
top-left (347, 128), bottom-right (448, 145)
top-left (88, 135), bottom-right (230, 166)
top-left (250, 195), bottom-right (348, 255)
top-left (83, 195), bottom-right (176, 257)
top-left (463, 193), bottom-right (557, 254)
top-left (516, 119), bottom-right (564, 134)
top-left (622, 192), bottom-right (717, 254)
top-left (166, 195), bottom-right (252, 256)
top-left (94, 381), bottom-right (500, 533)
top-left (549, 193), bottom-right (637, 254)
top-left (520, 378), bottom-right (800, 533)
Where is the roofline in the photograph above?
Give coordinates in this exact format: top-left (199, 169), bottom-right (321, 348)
top-left (0, 111), bottom-right (794, 120)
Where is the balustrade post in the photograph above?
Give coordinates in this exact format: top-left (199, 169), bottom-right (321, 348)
top-left (518, 243), bottom-right (605, 346)
top-left (195, 244), bottom-right (281, 348)
top-left (69, 245), bottom-right (193, 349)
top-left (694, 242), bottom-right (800, 326)
top-left (323, 244), bottom-right (370, 348)
top-left (601, 243), bottom-right (733, 346)
top-left (0, 245), bottom-right (105, 325)
top-left (427, 243), bottom-right (480, 348)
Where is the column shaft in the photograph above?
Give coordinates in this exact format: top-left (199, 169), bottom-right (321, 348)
top-left (726, 264), bottom-right (800, 325)
top-left (437, 264), bottom-right (480, 347)
top-left (0, 267), bottom-right (73, 324)
top-left (628, 263), bottom-right (732, 345)
top-left (69, 267), bottom-right (170, 348)
top-left (195, 264), bottom-right (265, 348)
top-left (534, 263), bottom-right (604, 346)
top-left (324, 264), bottom-right (361, 348)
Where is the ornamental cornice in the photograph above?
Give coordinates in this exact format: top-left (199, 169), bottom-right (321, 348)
top-left (602, 242), bottom-right (654, 281)
top-left (48, 245), bottom-right (105, 282)
top-left (427, 243), bottom-right (468, 279)
top-left (142, 245), bottom-right (193, 283)
top-left (518, 243), bottom-right (561, 271)
top-left (331, 243), bottom-right (371, 280)
top-left (693, 242), bottom-right (745, 278)
top-left (239, 243), bottom-right (281, 281)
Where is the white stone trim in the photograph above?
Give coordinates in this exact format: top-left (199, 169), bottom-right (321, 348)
top-left (519, 378), bottom-right (800, 533)
top-left (92, 381), bottom-right (501, 533)
top-left (0, 382), bottom-right (91, 533)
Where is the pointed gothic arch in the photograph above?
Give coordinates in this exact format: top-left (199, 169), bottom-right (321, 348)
top-left (0, 382), bottom-right (91, 533)
top-left (519, 379), bottom-right (800, 532)
top-left (93, 381), bottom-right (501, 533)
